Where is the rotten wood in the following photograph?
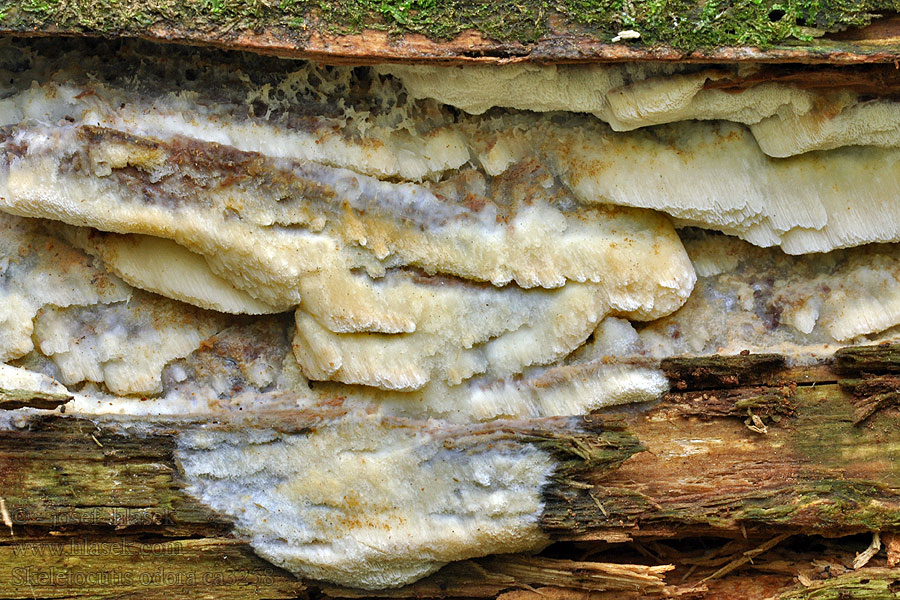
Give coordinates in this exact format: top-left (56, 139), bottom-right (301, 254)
top-left (323, 556), bottom-right (684, 599)
top-left (0, 411), bottom-right (643, 599)
top-left (834, 343), bottom-right (900, 374)
top-left (703, 65), bottom-right (900, 97)
top-left (839, 375), bottom-right (900, 424)
top-left (1, 347), bottom-right (900, 598)
top-left (0, 388), bottom-right (70, 411)
top-left (117, 23), bottom-right (900, 65)
top-left (661, 354), bottom-right (786, 390)
top-left (546, 350), bottom-right (900, 543)
top-left (0, 416), bottom-right (307, 599)
top-left (6, 8), bottom-right (900, 65)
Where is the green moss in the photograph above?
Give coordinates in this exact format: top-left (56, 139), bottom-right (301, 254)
top-left (751, 480), bottom-right (900, 530)
top-left (318, 0), bottom-right (546, 41)
top-left (0, 0), bottom-right (897, 50)
top-left (526, 418), bottom-right (644, 485)
top-left (778, 568), bottom-right (900, 599)
top-left (558, 0), bottom-right (900, 49)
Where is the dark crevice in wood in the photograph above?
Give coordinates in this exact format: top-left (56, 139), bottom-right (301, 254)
top-left (661, 354), bottom-right (786, 390)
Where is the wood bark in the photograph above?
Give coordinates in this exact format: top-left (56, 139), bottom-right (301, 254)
top-left (4, 5), bottom-right (900, 64)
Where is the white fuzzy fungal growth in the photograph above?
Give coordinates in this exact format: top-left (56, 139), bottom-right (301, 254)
top-left (0, 213), bottom-right (129, 362)
top-left (33, 290), bottom-right (226, 395)
top-left (177, 412), bottom-right (554, 589)
top-left (381, 63), bottom-right (823, 134)
top-left (635, 233), bottom-right (900, 361)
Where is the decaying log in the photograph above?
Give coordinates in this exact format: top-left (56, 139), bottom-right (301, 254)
top-left (0, 416), bottom-right (307, 599)
top-left (323, 556), bottom-right (684, 599)
top-left (553, 363), bottom-right (900, 542)
top-left (3, 0), bottom-right (900, 64)
top-left (3, 11), bottom-right (900, 596)
top-left (3, 346), bottom-right (900, 598)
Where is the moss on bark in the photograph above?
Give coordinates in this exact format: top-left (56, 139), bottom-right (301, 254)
top-left (1, 0), bottom-right (898, 50)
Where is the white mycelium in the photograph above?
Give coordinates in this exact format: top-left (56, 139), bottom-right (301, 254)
top-left (177, 412), bottom-right (555, 589)
top-left (4, 39), bottom-right (900, 589)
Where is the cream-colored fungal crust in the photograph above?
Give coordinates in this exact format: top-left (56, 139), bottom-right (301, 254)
top-left (320, 359), bottom-right (669, 422)
top-left (0, 44), bottom-right (466, 181)
top-left (0, 207), bottom-right (670, 419)
top-left (381, 63), bottom-right (824, 134)
top-left (43, 313), bottom-right (664, 422)
top-left (749, 99), bottom-right (900, 157)
top-left (1, 41), bottom-right (891, 187)
top-left (457, 363), bottom-right (667, 420)
top-left (46, 317), bottom-right (312, 417)
top-left (70, 231), bottom-right (286, 315)
top-left (384, 63), bottom-right (900, 160)
top-left (0, 120), bottom-right (695, 395)
top-left (177, 411), bottom-right (554, 589)
top-left (0, 125), bottom-right (693, 309)
top-left (464, 116), bottom-right (900, 254)
top-left (630, 232), bottom-right (900, 361)
top-left (0, 211), bottom-right (231, 400)
top-left (5, 42), bottom-right (900, 256)
top-left (33, 290), bottom-right (227, 395)
top-left (23, 230), bottom-right (900, 420)
top-left (293, 281), bottom-right (607, 390)
top-left (15, 39), bottom-right (900, 592)
top-left (9, 43), bottom-right (900, 256)
top-left (0, 363), bottom-right (71, 400)
top-left (379, 63), bottom-right (681, 117)
top-left (0, 212), bottom-right (129, 362)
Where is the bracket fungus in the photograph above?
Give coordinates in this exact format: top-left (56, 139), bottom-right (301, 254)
top-left (5, 33), bottom-right (900, 594)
